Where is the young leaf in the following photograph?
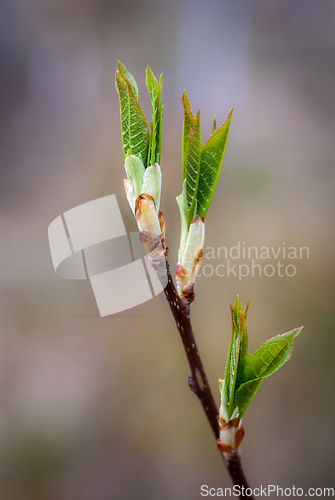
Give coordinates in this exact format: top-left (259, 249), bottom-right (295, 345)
top-left (117, 61), bottom-right (138, 99)
top-left (183, 110), bottom-right (201, 226)
top-left (224, 298), bottom-right (241, 400)
top-left (239, 330), bottom-right (248, 360)
top-left (181, 90), bottom-right (196, 181)
top-left (126, 79), bottom-right (150, 165)
top-left (227, 336), bottom-right (240, 403)
top-left (236, 327), bottom-right (303, 389)
top-left (116, 66), bottom-right (150, 165)
top-left (233, 379), bottom-right (263, 419)
top-left (197, 108), bottom-right (233, 218)
top-left (146, 66), bottom-right (162, 166)
top-left (115, 73), bottom-right (130, 159)
top-left (227, 309), bottom-right (246, 417)
top-left (219, 378), bottom-right (229, 421)
top-left (220, 297), bottom-right (303, 422)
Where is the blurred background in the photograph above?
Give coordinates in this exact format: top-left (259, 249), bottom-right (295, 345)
top-left (1, 0), bottom-right (335, 498)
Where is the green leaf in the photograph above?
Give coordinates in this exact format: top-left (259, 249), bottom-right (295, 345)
top-left (181, 90), bottom-right (196, 181)
top-left (236, 327), bottom-right (303, 389)
top-left (223, 299), bottom-right (240, 399)
top-left (117, 61), bottom-right (138, 99)
top-left (239, 327), bottom-right (249, 360)
top-left (233, 326), bottom-right (303, 419)
top-left (183, 110), bottom-right (201, 226)
top-left (219, 378), bottom-right (229, 421)
top-left (126, 80), bottom-right (150, 165)
top-left (228, 308), bottom-right (246, 416)
top-left (197, 108), bottom-right (233, 218)
top-left (234, 379), bottom-right (263, 419)
top-left (227, 336), bottom-right (239, 400)
top-left (146, 66), bottom-right (163, 166)
top-left (116, 66), bottom-right (150, 165)
top-left (115, 73), bottom-right (130, 158)
top-left (219, 297), bottom-right (303, 422)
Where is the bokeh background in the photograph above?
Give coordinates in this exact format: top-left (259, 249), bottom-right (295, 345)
top-left (1, 0), bottom-right (335, 499)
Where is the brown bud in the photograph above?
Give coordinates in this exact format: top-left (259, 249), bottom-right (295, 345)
top-left (216, 416), bottom-right (244, 455)
top-left (135, 193), bottom-right (161, 236)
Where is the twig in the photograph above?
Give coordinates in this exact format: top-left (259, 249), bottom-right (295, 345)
top-left (161, 261), bottom-right (254, 499)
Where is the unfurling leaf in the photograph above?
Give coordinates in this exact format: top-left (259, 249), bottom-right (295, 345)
top-left (182, 90), bottom-right (196, 178)
top-left (116, 63), bottom-right (164, 234)
top-left (183, 110), bottom-right (201, 226)
top-left (115, 63), bottom-right (150, 166)
top-left (197, 108), bottom-right (233, 218)
top-left (146, 66), bottom-right (163, 166)
top-left (176, 93), bottom-right (233, 300)
top-left (219, 297), bottom-right (303, 421)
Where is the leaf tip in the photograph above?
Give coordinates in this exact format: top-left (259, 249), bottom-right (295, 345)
top-left (211, 115), bottom-right (217, 134)
top-left (145, 64), bottom-right (152, 77)
top-left (244, 299), bottom-right (251, 318)
top-left (181, 89), bottom-right (195, 117)
top-left (295, 326), bottom-right (304, 336)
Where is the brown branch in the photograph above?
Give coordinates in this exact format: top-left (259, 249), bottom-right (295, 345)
top-left (161, 262), bottom-right (254, 499)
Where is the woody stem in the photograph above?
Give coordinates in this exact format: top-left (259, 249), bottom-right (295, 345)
top-left (160, 261), bottom-right (254, 499)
